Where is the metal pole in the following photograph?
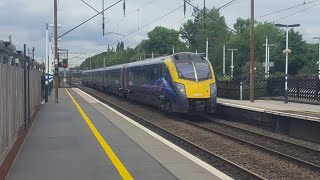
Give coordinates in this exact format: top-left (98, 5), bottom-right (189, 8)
top-left (28, 53), bottom-right (30, 123)
top-left (285, 26), bottom-right (289, 103)
top-left (23, 44), bottom-right (27, 130)
top-left (173, 46), bottom-right (175, 54)
top-left (90, 59), bottom-right (91, 69)
top-left (250, 0), bottom-right (255, 102)
top-left (206, 38), bottom-right (209, 60)
top-left (223, 44), bottom-right (225, 75)
top-left (102, 0), bottom-right (105, 36)
top-left (318, 39), bottom-right (320, 80)
top-left (265, 36), bottom-right (268, 78)
top-left (45, 24), bottom-right (49, 102)
top-left (152, 51), bottom-right (154, 58)
top-left (231, 50), bottom-right (234, 78)
top-left (54, 0), bottom-right (59, 103)
top-left (267, 45), bottom-right (270, 78)
top-left (104, 57), bottom-right (106, 68)
top-left (240, 81), bottom-right (243, 100)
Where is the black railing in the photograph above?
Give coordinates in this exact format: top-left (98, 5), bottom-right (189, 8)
top-left (217, 75), bottom-right (320, 103)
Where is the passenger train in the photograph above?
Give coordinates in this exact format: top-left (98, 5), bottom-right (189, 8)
top-left (82, 52), bottom-right (217, 113)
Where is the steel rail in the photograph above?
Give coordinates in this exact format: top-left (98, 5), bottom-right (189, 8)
top-left (204, 115), bottom-right (320, 153)
top-left (179, 117), bottom-right (320, 172)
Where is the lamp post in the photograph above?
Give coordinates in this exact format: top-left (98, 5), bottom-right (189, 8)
top-left (45, 24), bottom-right (61, 102)
top-left (54, 0), bottom-right (59, 103)
top-left (227, 49), bottom-right (237, 78)
top-left (313, 37), bottom-right (320, 79)
top-left (275, 23), bottom-right (300, 103)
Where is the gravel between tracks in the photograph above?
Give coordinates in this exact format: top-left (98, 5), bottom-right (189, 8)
top-left (193, 118), bottom-right (320, 166)
top-left (208, 117), bottom-right (320, 151)
top-left (82, 87), bottom-right (320, 179)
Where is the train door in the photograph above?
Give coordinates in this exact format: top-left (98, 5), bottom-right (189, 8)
top-left (124, 66), bottom-right (128, 90)
top-left (119, 65), bottom-right (125, 97)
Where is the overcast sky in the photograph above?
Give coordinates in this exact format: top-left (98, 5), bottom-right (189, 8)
top-left (0, 0), bottom-right (319, 67)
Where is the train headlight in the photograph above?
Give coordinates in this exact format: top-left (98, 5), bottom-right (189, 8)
top-left (175, 83), bottom-right (186, 96)
top-left (210, 83), bottom-right (217, 96)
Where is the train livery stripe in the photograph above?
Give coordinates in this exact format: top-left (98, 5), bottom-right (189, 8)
top-left (65, 89), bottom-right (134, 180)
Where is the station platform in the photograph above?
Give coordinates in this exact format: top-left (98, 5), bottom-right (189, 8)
top-left (218, 98), bottom-right (320, 122)
top-left (6, 88), bottom-right (230, 180)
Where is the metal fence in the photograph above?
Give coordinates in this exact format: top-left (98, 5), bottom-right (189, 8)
top-left (217, 76), bottom-right (320, 103)
top-left (0, 54), bottom-right (42, 165)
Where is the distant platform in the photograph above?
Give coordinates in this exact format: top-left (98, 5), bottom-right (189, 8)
top-left (218, 98), bottom-right (320, 122)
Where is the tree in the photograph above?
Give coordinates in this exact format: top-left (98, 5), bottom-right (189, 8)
top-left (180, 7), bottom-right (230, 75)
top-left (140, 26), bottom-right (186, 55)
top-left (116, 41), bottom-right (125, 52)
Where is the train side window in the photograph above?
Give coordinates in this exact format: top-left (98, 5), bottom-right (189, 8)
top-left (162, 66), bottom-right (167, 76)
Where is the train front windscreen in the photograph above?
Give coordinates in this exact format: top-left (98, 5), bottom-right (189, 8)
top-left (173, 53), bottom-right (212, 81)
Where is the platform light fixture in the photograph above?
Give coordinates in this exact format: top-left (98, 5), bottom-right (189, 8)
top-left (275, 23), bottom-right (300, 103)
top-left (227, 48), bottom-right (238, 78)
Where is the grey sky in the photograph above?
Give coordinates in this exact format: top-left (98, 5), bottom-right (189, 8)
top-left (0, 0), bottom-right (319, 67)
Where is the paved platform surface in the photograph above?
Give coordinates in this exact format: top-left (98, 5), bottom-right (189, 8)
top-left (7, 88), bottom-right (230, 180)
top-left (218, 98), bottom-right (320, 121)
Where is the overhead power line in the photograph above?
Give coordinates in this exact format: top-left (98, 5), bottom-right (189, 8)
top-left (256, 0), bottom-right (320, 19)
top-left (274, 2), bottom-right (320, 22)
top-left (217, 0), bottom-right (238, 10)
top-left (81, 0), bottom-right (99, 13)
top-left (59, 0), bottom-right (122, 38)
top-left (170, 15), bottom-right (192, 28)
top-left (110, 5), bottom-right (184, 46)
top-left (106, 0), bottom-right (158, 40)
top-left (184, 0), bottom-right (240, 35)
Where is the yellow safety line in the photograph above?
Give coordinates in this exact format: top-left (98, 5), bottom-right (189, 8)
top-left (65, 89), bottom-right (134, 180)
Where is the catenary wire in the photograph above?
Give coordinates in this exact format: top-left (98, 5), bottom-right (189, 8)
top-left (59, 0), bottom-right (123, 38)
top-left (110, 5), bottom-right (185, 46)
top-left (106, 0), bottom-right (158, 40)
top-left (256, 0), bottom-right (320, 19)
top-left (273, 2), bottom-right (320, 22)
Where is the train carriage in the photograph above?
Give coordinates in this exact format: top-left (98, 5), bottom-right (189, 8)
top-left (82, 52), bottom-right (217, 113)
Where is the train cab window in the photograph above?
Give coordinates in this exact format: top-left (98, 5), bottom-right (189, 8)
top-left (173, 53), bottom-right (211, 81)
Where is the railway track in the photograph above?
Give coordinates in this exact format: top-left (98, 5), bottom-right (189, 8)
top-left (178, 116), bottom-right (320, 172)
top-left (79, 86), bottom-right (265, 180)
top-left (203, 116), bottom-right (320, 164)
top-left (77, 86), bottom-right (320, 179)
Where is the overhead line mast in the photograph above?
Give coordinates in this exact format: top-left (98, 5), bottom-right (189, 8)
top-left (250, 0), bottom-right (255, 102)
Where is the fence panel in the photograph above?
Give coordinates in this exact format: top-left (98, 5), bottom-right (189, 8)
top-left (0, 63), bottom-right (42, 164)
top-left (217, 80), bottom-right (241, 99)
top-left (217, 75), bottom-right (320, 103)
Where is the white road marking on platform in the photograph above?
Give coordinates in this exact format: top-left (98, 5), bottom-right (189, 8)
top-left (74, 88), bottom-right (233, 180)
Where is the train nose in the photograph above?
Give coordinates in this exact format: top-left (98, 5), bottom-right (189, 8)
top-left (188, 99), bottom-right (206, 111)
top-left (184, 82), bottom-right (210, 98)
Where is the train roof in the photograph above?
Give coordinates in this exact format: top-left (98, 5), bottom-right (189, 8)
top-left (82, 52), bottom-right (205, 73)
